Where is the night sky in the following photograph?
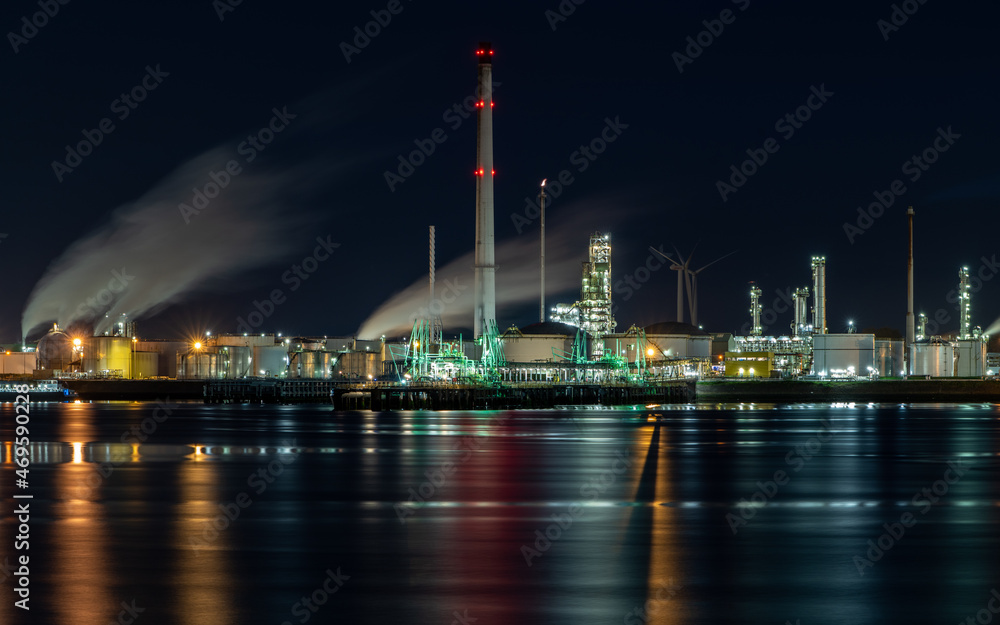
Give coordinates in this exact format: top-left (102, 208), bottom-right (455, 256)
top-left (3, 1), bottom-right (999, 343)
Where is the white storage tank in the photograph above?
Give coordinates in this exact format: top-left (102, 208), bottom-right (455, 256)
top-left (954, 339), bottom-right (987, 377)
top-left (909, 339), bottom-right (955, 377)
top-left (812, 333), bottom-right (875, 376)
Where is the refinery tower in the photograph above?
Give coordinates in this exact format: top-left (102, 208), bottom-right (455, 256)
top-left (473, 41), bottom-right (496, 339)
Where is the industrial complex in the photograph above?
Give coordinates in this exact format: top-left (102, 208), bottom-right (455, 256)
top-left (3, 42), bottom-right (998, 406)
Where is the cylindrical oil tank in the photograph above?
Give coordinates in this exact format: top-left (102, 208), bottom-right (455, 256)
top-left (37, 329), bottom-right (74, 372)
top-left (954, 339), bottom-right (987, 377)
top-left (875, 339), bottom-right (905, 377)
top-left (83, 336), bottom-right (134, 377)
top-left (297, 351), bottom-right (332, 379)
top-left (132, 351), bottom-right (159, 379)
top-left (176, 352), bottom-right (219, 379)
top-left (909, 341), bottom-right (955, 377)
top-left (253, 345), bottom-right (288, 377)
top-left (217, 345), bottom-right (251, 378)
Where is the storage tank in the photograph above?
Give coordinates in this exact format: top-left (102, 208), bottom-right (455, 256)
top-left (812, 333), bottom-right (875, 376)
top-left (909, 339), bottom-right (955, 377)
top-left (176, 351), bottom-right (220, 379)
top-left (293, 351), bottom-right (331, 379)
top-left (874, 339), bottom-right (905, 377)
top-left (253, 345), bottom-right (288, 377)
top-left (37, 328), bottom-right (74, 372)
top-left (0, 352), bottom-right (38, 375)
top-left (217, 345), bottom-right (251, 378)
top-left (132, 352), bottom-right (159, 379)
top-left (334, 352), bottom-right (379, 379)
top-left (83, 336), bottom-right (133, 377)
top-left (503, 322), bottom-right (577, 363)
top-left (954, 339), bottom-right (987, 377)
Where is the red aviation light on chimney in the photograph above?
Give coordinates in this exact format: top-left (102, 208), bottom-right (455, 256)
top-left (491, 169), bottom-right (495, 176)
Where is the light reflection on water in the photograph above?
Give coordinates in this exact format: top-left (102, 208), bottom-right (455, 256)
top-left (0, 401), bottom-right (998, 624)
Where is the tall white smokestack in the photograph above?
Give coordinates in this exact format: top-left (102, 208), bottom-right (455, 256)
top-left (811, 256), bottom-right (826, 334)
top-left (473, 41), bottom-right (496, 338)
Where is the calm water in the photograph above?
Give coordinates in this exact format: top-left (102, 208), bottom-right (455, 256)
top-left (2, 401), bottom-right (999, 624)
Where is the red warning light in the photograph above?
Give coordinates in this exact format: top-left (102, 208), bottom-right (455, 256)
top-left (490, 102), bottom-right (494, 108)
top-left (491, 169), bottom-right (495, 176)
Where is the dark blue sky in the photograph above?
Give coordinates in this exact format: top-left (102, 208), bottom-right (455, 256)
top-left (3, 1), bottom-right (999, 342)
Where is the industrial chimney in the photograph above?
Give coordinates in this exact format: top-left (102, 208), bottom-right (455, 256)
top-left (811, 256), bottom-right (826, 334)
top-left (906, 207), bottom-right (915, 358)
top-left (473, 42), bottom-right (496, 338)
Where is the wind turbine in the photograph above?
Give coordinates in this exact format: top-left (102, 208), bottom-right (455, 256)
top-left (650, 244), bottom-right (737, 328)
top-left (683, 249), bottom-right (738, 327)
top-left (649, 246), bottom-right (685, 323)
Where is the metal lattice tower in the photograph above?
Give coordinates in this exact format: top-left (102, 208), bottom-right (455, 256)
top-left (552, 233), bottom-right (616, 346)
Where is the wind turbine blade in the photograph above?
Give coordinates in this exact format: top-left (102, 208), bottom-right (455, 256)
top-left (649, 246), bottom-right (676, 263)
top-left (694, 249), bottom-right (739, 274)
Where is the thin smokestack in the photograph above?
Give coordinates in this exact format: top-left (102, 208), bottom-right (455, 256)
top-left (473, 41), bottom-right (496, 338)
top-left (906, 206), bottom-right (915, 356)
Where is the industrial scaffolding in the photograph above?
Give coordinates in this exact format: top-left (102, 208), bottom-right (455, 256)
top-left (551, 232), bottom-right (617, 349)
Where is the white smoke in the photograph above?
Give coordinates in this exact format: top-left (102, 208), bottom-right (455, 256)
top-left (357, 200), bottom-right (631, 339)
top-left (21, 147), bottom-right (321, 339)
